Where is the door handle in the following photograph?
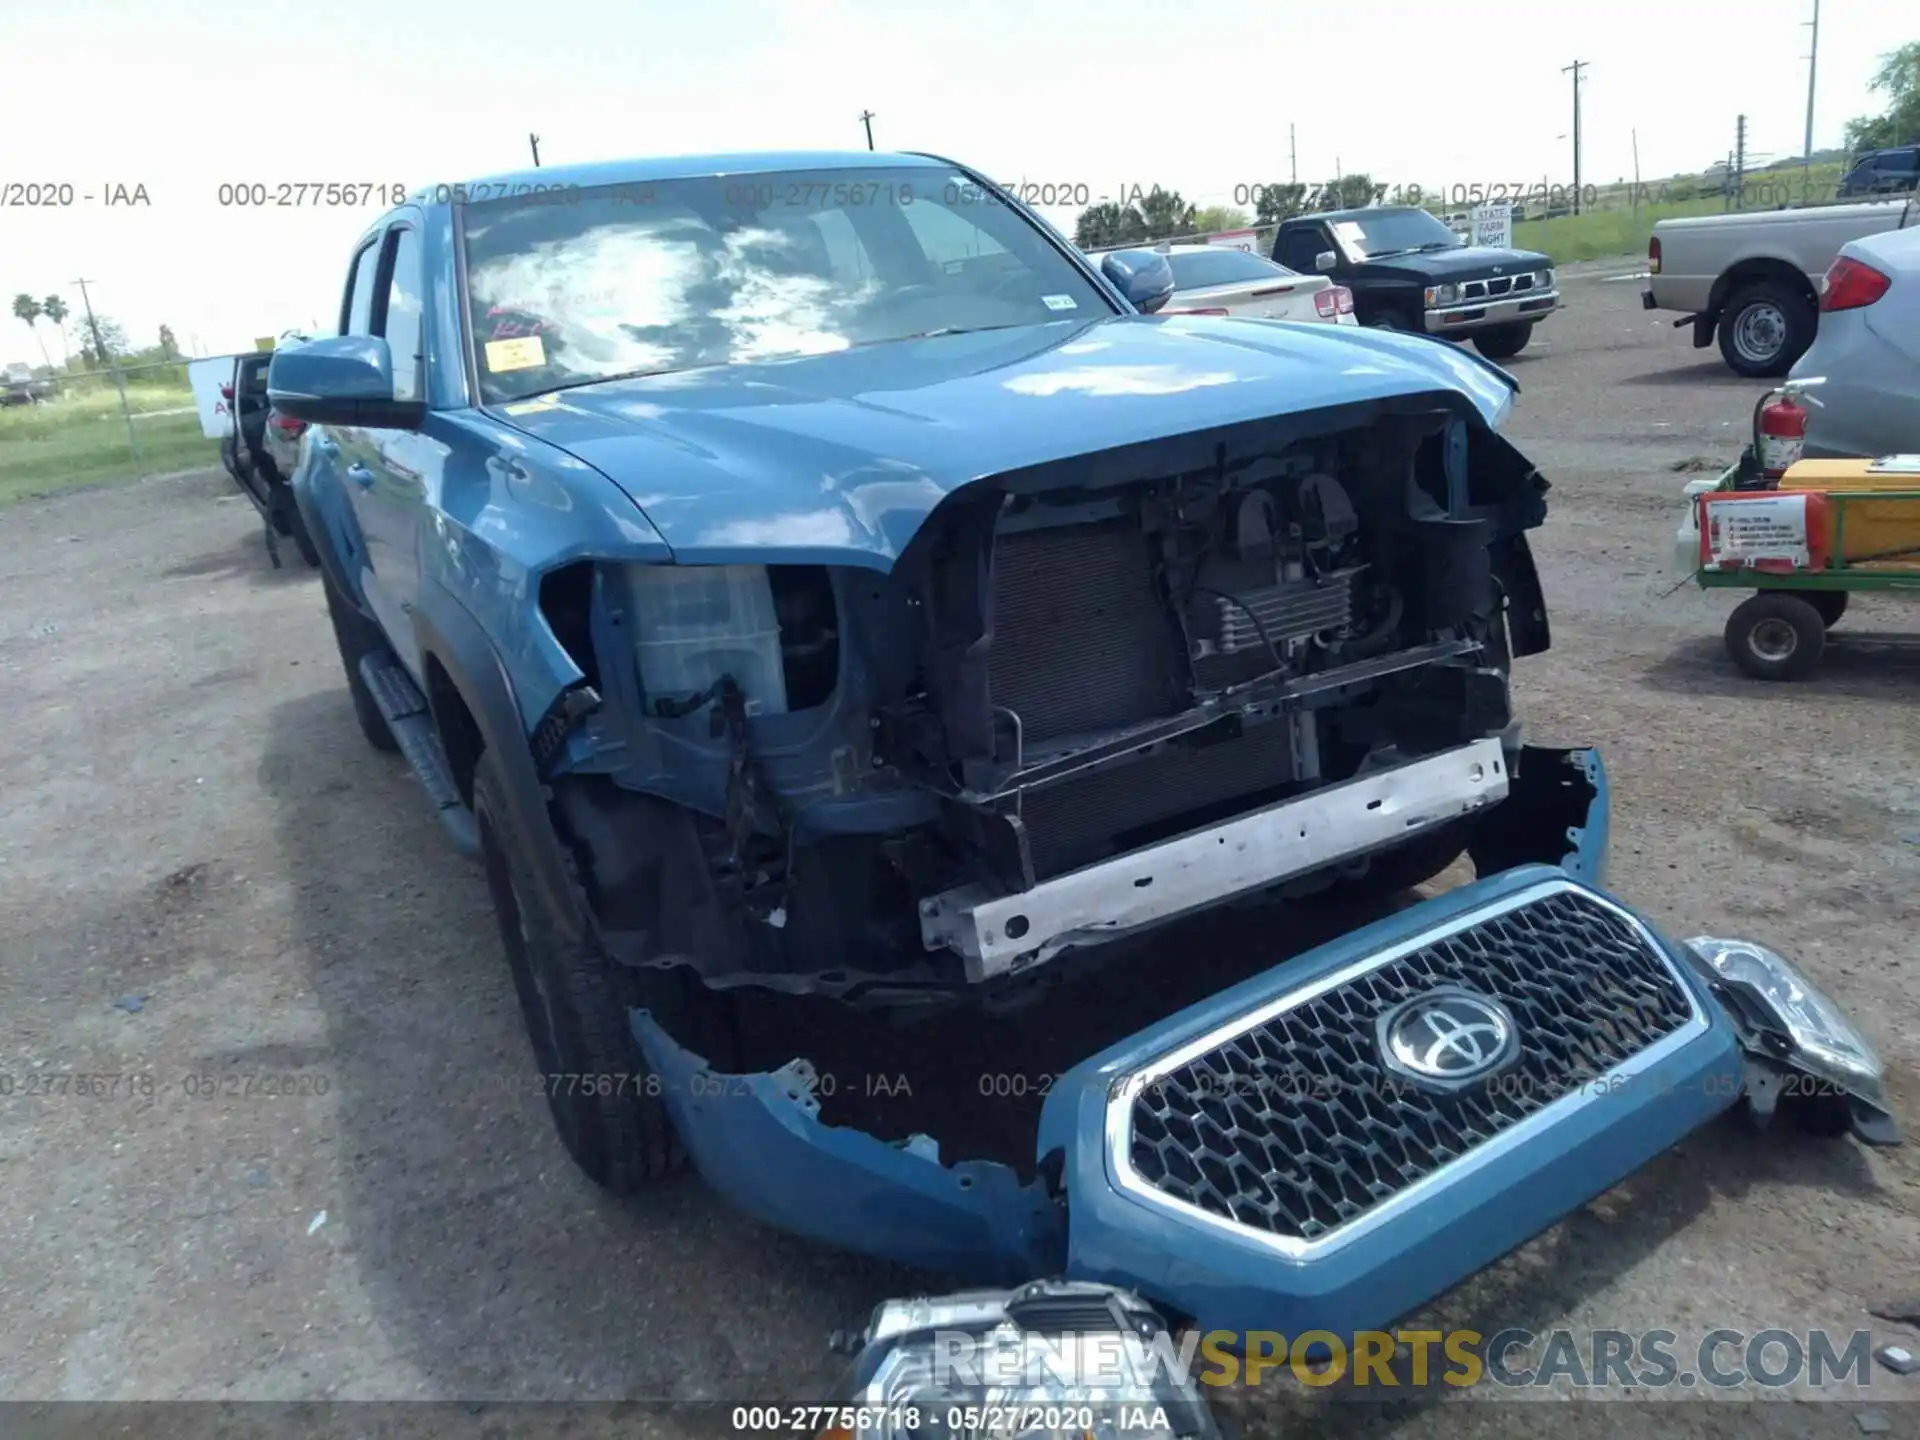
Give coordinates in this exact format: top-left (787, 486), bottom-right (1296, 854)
top-left (346, 464), bottom-right (375, 488)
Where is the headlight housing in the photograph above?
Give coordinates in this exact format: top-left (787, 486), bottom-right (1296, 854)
top-left (1681, 936), bottom-right (1897, 1143)
top-left (824, 1281), bottom-right (1221, 1439)
top-left (1424, 283), bottom-right (1460, 308)
top-left (1537, 267), bottom-right (1555, 291)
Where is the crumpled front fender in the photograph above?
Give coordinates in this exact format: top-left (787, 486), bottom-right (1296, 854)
top-left (630, 1013), bottom-right (1065, 1282)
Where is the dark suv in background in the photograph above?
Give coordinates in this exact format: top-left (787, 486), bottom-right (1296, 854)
top-left (1837, 146), bottom-right (1920, 199)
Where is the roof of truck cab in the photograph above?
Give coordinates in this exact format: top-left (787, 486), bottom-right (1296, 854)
top-left (441, 150), bottom-right (950, 197)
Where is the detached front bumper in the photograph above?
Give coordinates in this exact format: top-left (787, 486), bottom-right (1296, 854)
top-left (1424, 291), bottom-right (1560, 334)
top-left (630, 745), bottom-right (1894, 1346)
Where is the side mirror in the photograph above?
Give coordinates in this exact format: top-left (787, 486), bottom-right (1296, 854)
top-left (267, 336), bottom-right (424, 429)
top-left (1314, 250), bottom-right (1338, 272)
top-left (1100, 248), bottom-right (1176, 314)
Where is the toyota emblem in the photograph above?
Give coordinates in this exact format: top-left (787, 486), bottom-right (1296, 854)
top-left (1377, 987), bottom-right (1520, 1091)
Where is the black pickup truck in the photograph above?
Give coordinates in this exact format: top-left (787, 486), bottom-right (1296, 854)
top-left (1272, 205), bottom-right (1561, 359)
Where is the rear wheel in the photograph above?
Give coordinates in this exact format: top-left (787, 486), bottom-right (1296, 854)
top-left (321, 572), bottom-right (400, 751)
top-left (1725, 592), bottom-right (1825, 681)
top-left (1473, 322), bottom-right (1533, 360)
top-left (1717, 281), bottom-right (1815, 378)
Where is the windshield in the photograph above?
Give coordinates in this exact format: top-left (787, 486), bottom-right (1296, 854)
top-left (461, 167), bottom-right (1113, 402)
top-left (1330, 208), bottom-right (1463, 259)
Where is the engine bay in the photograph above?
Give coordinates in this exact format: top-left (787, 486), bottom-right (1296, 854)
top-left (541, 397), bottom-right (1552, 1009)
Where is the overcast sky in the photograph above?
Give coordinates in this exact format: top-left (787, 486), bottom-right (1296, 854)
top-left (0, 0), bottom-right (1893, 360)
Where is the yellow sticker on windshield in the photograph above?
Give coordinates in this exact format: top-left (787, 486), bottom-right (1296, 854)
top-left (485, 336), bottom-right (547, 372)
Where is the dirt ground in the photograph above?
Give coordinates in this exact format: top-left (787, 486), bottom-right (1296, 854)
top-left (2, 268), bottom-right (1918, 1439)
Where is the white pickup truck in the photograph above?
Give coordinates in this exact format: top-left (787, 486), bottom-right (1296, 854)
top-left (1642, 197), bottom-right (1916, 377)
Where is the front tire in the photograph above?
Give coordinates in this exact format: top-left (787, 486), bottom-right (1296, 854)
top-left (321, 572), bottom-right (400, 751)
top-left (473, 751), bottom-right (690, 1193)
top-left (1717, 281), bottom-right (1815, 378)
top-left (1473, 322), bottom-right (1533, 360)
top-left (1725, 592), bottom-right (1825, 681)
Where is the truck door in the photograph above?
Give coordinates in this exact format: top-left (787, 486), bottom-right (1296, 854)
top-left (346, 217), bottom-right (434, 681)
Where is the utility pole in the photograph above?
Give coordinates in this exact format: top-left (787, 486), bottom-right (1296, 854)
top-left (529, 132), bottom-right (542, 167)
top-left (1562, 60), bottom-right (1587, 215)
top-left (1734, 114), bottom-right (1748, 209)
top-left (1802, 0), bottom-right (1820, 166)
top-left (1289, 123), bottom-right (1297, 185)
top-left (1631, 128), bottom-right (1642, 219)
top-left (73, 278), bottom-right (145, 476)
top-left (858, 110), bottom-right (875, 150)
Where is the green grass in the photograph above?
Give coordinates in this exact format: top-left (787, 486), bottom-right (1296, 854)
top-left (0, 381), bottom-right (220, 507)
top-left (1509, 162), bottom-right (1853, 264)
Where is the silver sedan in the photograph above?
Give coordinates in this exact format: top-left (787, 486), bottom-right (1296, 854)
top-left (1792, 225), bottom-right (1920, 458)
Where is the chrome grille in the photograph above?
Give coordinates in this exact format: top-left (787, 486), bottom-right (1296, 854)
top-left (1462, 273), bottom-right (1536, 302)
top-left (1120, 884), bottom-right (1697, 1246)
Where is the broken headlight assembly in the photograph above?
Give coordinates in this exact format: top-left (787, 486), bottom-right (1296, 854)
top-left (617, 561), bottom-right (791, 717)
top-left (1681, 935), bottom-right (1900, 1145)
top-left (820, 1282), bottom-right (1223, 1439)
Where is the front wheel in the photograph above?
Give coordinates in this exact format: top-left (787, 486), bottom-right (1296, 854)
top-left (1725, 592), bottom-right (1825, 681)
top-left (1366, 308), bottom-right (1414, 332)
top-left (474, 751), bottom-right (697, 1193)
top-left (1473, 322), bottom-right (1533, 360)
top-left (321, 572), bottom-right (400, 751)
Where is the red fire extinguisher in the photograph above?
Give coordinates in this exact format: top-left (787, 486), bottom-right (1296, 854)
top-left (1754, 388), bottom-right (1808, 481)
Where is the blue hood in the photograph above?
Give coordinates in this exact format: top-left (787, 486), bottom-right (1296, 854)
top-left (492, 315), bottom-right (1519, 568)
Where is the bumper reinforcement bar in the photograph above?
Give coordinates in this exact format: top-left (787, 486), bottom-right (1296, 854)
top-left (920, 736), bottom-right (1510, 981)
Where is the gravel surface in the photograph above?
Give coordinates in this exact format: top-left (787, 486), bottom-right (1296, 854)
top-left (2, 269), bottom-right (1916, 1437)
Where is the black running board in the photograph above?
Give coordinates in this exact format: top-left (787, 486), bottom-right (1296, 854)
top-left (357, 653), bottom-right (481, 857)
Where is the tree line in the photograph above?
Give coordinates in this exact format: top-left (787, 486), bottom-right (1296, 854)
top-left (10, 293), bottom-right (178, 375)
top-left (1072, 175), bottom-right (1377, 250)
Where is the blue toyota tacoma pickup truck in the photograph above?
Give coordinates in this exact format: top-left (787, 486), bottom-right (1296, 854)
top-left (271, 150), bottom-right (1895, 1431)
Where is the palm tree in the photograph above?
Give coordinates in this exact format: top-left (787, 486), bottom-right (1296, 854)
top-left (12, 293), bottom-right (51, 370)
top-left (41, 295), bottom-right (71, 367)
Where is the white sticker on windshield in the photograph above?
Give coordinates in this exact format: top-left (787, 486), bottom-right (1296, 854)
top-left (1330, 221), bottom-right (1365, 245)
top-left (1042, 294), bottom-right (1079, 311)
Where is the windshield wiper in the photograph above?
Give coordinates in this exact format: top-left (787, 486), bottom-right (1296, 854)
top-left (512, 365), bottom-right (679, 401)
top-left (897, 322), bottom-right (1030, 341)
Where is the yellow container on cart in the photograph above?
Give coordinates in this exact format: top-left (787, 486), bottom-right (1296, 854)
top-left (1776, 455), bottom-right (1920, 570)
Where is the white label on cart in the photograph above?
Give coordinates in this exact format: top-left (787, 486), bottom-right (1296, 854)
top-left (1704, 492), bottom-right (1811, 569)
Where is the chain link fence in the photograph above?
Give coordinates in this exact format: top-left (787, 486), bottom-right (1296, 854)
top-left (0, 356), bottom-right (221, 504)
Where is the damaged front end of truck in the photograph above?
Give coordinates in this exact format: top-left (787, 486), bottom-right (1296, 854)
top-left (499, 324), bottom-right (1891, 1434)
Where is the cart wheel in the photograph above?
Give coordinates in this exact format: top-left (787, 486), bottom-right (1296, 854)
top-left (1805, 591), bottom-right (1847, 628)
top-left (1726, 593), bottom-right (1825, 681)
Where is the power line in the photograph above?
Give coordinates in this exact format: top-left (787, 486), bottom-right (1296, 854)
top-left (1562, 60), bottom-right (1587, 215)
